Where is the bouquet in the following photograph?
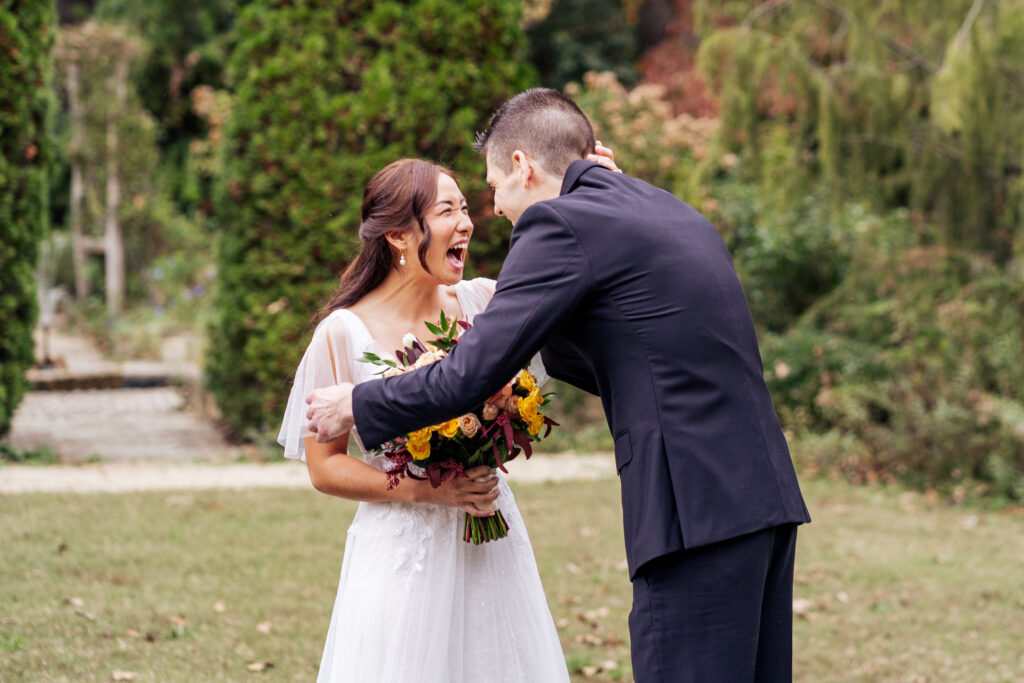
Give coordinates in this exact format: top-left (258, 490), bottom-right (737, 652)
top-left (358, 311), bottom-right (558, 544)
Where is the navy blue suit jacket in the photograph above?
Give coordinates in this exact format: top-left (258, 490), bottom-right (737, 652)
top-left (353, 160), bottom-right (810, 577)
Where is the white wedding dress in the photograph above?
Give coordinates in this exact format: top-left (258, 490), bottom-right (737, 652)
top-left (278, 278), bottom-right (570, 683)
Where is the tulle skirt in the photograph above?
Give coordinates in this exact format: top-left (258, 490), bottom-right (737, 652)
top-left (317, 476), bottom-right (570, 682)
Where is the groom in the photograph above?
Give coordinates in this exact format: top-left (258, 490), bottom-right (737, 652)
top-left (306, 88), bottom-right (810, 681)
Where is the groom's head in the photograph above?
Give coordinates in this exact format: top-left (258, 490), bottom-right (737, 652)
top-left (476, 88), bottom-right (595, 225)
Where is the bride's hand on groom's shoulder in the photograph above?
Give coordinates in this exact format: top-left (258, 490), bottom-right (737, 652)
top-left (419, 465), bottom-right (499, 517)
top-left (305, 383), bottom-right (355, 443)
top-left (587, 140), bottom-right (623, 173)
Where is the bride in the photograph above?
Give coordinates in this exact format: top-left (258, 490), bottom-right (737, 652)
top-left (279, 150), bottom-right (616, 681)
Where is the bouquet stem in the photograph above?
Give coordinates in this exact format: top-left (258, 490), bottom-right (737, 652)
top-left (463, 510), bottom-right (509, 544)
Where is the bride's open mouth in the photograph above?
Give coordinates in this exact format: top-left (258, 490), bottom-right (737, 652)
top-left (446, 240), bottom-right (468, 270)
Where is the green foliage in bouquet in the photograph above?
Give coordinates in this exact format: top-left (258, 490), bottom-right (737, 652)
top-left (0, 0), bottom-right (55, 436)
top-left (207, 0), bottom-right (535, 436)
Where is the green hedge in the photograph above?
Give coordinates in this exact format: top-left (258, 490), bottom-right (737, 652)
top-left (0, 1), bottom-right (55, 436)
top-left (208, 0), bottom-right (535, 436)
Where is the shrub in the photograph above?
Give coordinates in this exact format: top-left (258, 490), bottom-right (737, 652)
top-left (208, 0), bottom-right (535, 436)
top-left (526, 0), bottom-right (640, 90)
top-left (765, 244), bottom-right (1024, 500)
top-left (0, 1), bottom-right (55, 436)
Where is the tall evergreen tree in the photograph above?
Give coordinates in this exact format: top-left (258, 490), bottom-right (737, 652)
top-left (0, 0), bottom-right (56, 436)
top-left (208, 0), bottom-right (535, 435)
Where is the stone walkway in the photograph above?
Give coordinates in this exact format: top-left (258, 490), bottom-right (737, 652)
top-left (0, 453), bottom-right (615, 494)
top-left (6, 387), bottom-right (248, 462)
top-left (7, 326), bottom-right (247, 463)
top-left (2, 327), bottom-right (615, 494)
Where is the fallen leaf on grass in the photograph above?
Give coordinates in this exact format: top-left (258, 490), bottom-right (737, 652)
top-left (580, 666), bottom-right (600, 678)
top-left (256, 621), bottom-right (272, 634)
top-left (575, 633), bottom-right (605, 646)
top-left (214, 600), bottom-right (226, 613)
top-left (110, 671), bottom-right (135, 681)
top-left (792, 598), bottom-right (814, 615)
top-left (555, 617), bottom-right (570, 629)
top-left (566, 562), bottom-right (583, 575)
top-left (64, 597), bottom-right (85, 608)
top-left (125, 629), bottom-right (141, 638)
top-left (247, 661), bottom-right (274, 672)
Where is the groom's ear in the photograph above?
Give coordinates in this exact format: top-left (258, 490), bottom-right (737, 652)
top-left (511, 150), bottom-right (536, 187)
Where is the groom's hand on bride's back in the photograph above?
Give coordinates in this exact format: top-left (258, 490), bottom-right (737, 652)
top-left (306, 383), bottom-right (356, 443)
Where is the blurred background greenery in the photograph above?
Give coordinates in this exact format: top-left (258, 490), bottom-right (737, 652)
top-left (3, 0), bottom-right (1023, 500)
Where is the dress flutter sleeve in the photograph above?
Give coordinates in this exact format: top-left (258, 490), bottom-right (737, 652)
top-left (278, 314), bottom-right (357, 461)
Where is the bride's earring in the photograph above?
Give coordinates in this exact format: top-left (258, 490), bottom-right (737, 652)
top-left (399, 250), bottom-right (406, 266)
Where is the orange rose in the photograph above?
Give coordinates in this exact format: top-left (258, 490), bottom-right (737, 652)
top-left (487, 382), bottom-right (514, 409)
top-left (482, 403), bottom-right (499, 421)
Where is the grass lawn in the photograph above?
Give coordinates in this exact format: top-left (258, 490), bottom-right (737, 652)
top-left (1, 476), bottom-right (1022, 682)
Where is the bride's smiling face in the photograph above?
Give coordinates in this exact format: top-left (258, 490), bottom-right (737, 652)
top-left (407, 173), bottom-right (473, 285)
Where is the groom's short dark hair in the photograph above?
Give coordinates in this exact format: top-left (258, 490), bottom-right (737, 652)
top-left (474, 88), bottom-right (596, 178)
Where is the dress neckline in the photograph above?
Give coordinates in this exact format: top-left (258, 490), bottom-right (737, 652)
top-left (338, 281), bottom-right (472, 360)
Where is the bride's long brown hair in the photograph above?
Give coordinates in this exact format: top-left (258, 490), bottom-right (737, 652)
top-left (313, 159), bottom-right (457, 325)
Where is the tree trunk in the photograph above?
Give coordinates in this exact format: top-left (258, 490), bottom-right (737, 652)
top-left (67, 59), bottom-right (88, 299)
top-left (105, 56), bottom-right (127, 314)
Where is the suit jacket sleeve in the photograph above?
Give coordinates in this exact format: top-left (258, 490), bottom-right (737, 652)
top-left (352, 202), bottom-right (594, 449)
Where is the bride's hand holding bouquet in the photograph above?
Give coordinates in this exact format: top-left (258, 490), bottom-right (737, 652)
top-left (358, 311), bottom-right (558, 544)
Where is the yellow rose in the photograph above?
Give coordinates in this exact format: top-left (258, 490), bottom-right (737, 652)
top-left (518, 394), bottom-right (539, 421)
top-left (528, 386), bottom-right (542, 403)
top-left (408, 426), bottom-right (433, 443)
top-left (527, 413), bottom-right (545, 436)
top-left (459, 414), bottom-right (481, 438)
top-left (406, 438), bottom-right (431, 460)
top-left (437, 419), bottom-right (460, 439)
top-left (517, 371), bottom-right (537, 392)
